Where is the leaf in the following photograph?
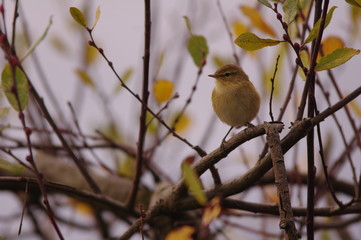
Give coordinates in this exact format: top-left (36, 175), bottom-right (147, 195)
top-left (1, 64), bottom-right (29, 111)
top-left (257, 0), bottom-right (272, 9)
top-left (69, 7), bottom-right (87, 27)
top-left (92, 6), bottom-right (101, 29)
top-left (172, 112), bottom-right (191, 133)
top-left (346, 0), bottom-right (361, 8)
top-left (319, 36), bottom-right (344, 60)
top-left (113, 68), bottom-right (133, 94)
top-left (183, 16), bottom-right (193, 35)
top-left (68, 199), bottom-right (93, 215)
top-left (202, 197), bottom-right (222, 226)
top-left (117, 156), bottom-right (135, 178)
top-left (234, 32), bottom-right (280, 51)
top-left (187, 35), bottom-right (208, 67)
top-left (283, 0), bottom-right (299, 24)
top-left (304, 6), bottom-right (337, 44)
top-left (350, 101), bottom-right (361, 117)
top-left (85, 44), bottom-right (98, 65)
top-left (75, 69), bottom-right (95, 87)
top-left (153, 79), bottom-right (174, 104)
top-left (298, 50), bottom-right (310, 80)
top-left (181, 160), bottom-right (207, 206)
top-left (0, 123), bottom-right (10, 131)
top-left (21, 16), bottom-right (53, 62)
top-left (315, 47), bottom-right (360, 72)
top-left (240, 6), bottom-right (276, 37)
top-left (232, 21), bottom-right (248, 37)
top-left (0, 158), bottom-right (24, 174)
top-left (262, 46), bottom-right (286, 97)
top-left (350, 4), bottom-right (361, 36)
top-left (165, 226), bottom-right (195, 240)
top-left (212, 55), bottom-right (232, 68)
top-left (145, 111), bottom-right (159, 134)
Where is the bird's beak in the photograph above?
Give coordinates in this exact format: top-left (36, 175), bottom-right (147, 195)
top-left (208, 74), bottom-right (217, 78)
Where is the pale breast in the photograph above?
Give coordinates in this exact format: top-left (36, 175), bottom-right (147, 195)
top-left (212, 82), bottom-right (260, 127)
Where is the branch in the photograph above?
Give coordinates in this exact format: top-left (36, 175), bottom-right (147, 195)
top-left (265, 124), bottom-right (300, 239)
top-left (127, 0), bottom-right (151, 209)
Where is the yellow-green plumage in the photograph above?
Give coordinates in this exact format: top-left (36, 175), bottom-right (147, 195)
top-left (209, 64), bottom-right (260, 128)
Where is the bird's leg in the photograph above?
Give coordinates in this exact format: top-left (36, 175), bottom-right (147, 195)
top-left (221, 126), bottom-right (233, 149)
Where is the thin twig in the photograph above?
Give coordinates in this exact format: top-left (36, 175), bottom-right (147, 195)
top-left (269, 55), bottom-right (280, 122)
top-left (216, 0), bottom-right (239, 65)
top-left (127, 0), bottom-right (152, 209)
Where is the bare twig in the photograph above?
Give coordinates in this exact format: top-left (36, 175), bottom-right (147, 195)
top-left (216, 0), bottom-right (239, 65)
top-left (269, 55), bottom-right (280, 122)
top-left (127, 0), bottom-right (152, 209)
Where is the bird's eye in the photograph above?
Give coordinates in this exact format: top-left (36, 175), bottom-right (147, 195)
top-left (224, 72), bottom-right (231, 77)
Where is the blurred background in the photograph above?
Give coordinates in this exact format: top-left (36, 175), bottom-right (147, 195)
top-left (0, 0), bottom-right (360, 239)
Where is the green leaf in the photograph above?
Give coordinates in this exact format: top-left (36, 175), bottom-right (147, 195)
top-left (69, 7), bottom-right (87, 27)
top-left (21, 16), bottom-right (53, 62)
top-left (117, 156), bottom-right (135, 178)
top-left (283, 0), bottom-right (299, 24)
top-left (113, 68), bottom-right (133, 94)
top-left (234, 32), bottom-right (280, 51)
top-left (315, 48), bottom-right (360, 72)
top-left (346, 0), bottom-right (361, 8)
top-left (92, 6), bottom-right (101, 29)
top-left (187, 35), bottom-right (208, 67)
top-left (0, 158), bottom-right (24, 174)
top-left (298, 50), bottom-right (310, 80)
top-left (75, 69), bottom-right (95, 87)
top-left (181, 160), bottom-right (207, 206)
top-left (183, 16), bottom-right (193, 35)
top-left (305, 6), bottom-right (337, 44)
top-left (258, 0), bottom-right (272, 8)
top-left (0, 123), bottom-right (10, 131)
top-left (1, 64), bottom-right (29, 111)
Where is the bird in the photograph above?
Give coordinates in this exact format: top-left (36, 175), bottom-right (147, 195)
top-left (209, 64), bottom-right (260, 145)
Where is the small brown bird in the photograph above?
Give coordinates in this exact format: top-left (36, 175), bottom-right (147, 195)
top-left (209, 64), bottom-right (260, 143)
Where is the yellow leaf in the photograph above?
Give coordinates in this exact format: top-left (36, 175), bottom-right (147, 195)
top-left (202, 197), bottom-right (222, 226)
top-left (181, 160), bottom-right (207, 206)
top-left (232, 21), bottom-right (248, 37)
top-left (68, 199), bottom-right (93, 215)
top-left (117, 156), bottom-right (135, 178)
top-left (0, 158), bottom-right (24, 174)
top-left (319, 36), bottom-right (344, 60)
top-left (212, 55), bottom-right (232, 68)
top-left (240, 6), bottom-right (276, 37)
top-left (51, 37), bottom-right (69, 55)
top-left (165, 226), bottom-right (195, 240)
top-left (298, 50), bottom-right (310, 80)
top-left (350, 5), bottom-right (361, 36)
top-left (262, 46), bottom-right (286, 97)
top-left (153, 79), bottom-right (174, 104)
top-left (172, 112), bottom-right (191, 133)
top-left (85, 44), bottom-right (98, 65)
top-left (350, 101), bottom-right (361, 117)
top-left (75, 69), bottom-right (95, 87)
top-left (92, 6), bottom-right (101, 29)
